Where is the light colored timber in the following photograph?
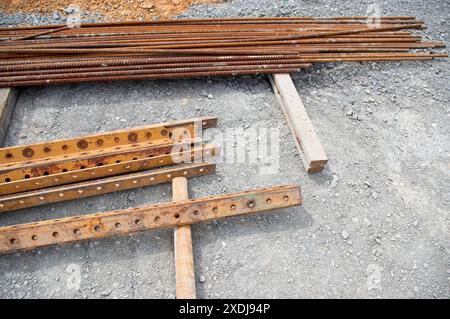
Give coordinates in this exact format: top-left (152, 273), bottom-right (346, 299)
top-left (0, 88), bottom-right (18, 147)
top-left (173, 177), bottom-right (196, 299)
top-left (0, 184), bottom-right (302, 254)
top-left (270, 74), bottom-right (328, 173)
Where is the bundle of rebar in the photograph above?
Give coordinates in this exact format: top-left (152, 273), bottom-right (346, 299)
top-left (0, 16), bottom-right (447, 87)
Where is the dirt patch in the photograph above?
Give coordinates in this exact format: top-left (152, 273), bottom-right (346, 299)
top-left (0, 0), bottom-right (223, 21)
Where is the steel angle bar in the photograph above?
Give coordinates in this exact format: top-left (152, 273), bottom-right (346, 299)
top-left (0, 138), bottom-right (207, 184)
top-left (0, 117), bottom-right (217, 166)
top-left (0, 162), bottom-right (216, 213)
top-left (0, 144), bottom-right (218, 196)
top-left (0, 184), bottom-right (301, 254)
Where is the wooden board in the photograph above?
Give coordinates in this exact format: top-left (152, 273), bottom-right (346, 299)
top-left (0, 88), bottom-right (18, 147)
top-left (173, 177), bottom-right (196, 299)
top-left (270, 74), bottom-right (328, 173)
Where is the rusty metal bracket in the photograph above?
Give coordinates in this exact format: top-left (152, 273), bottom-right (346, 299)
top-left (0, 117), bottom-right (216, 167)
top-left (0, 184), bottom-right (301, 254)
top-left (0, 144), bottom-right (218, 195)
top-left (0, 162), bottom-right (216, 213)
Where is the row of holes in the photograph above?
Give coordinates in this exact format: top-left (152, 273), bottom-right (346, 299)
top-left (0, 168), bottom-right (208, 208)
top-left (3, 129), bottom-right (175, 160)
top-left (1, 149), bottom-right (186, 183)
top-left (3, 122), bottom-right (207, 161)
top-left (7, 194), bottom-right (288, 246)
top-left (3, 142), bottom-right (204, 183)
top-left (9, 195), bottom-right (289, 245)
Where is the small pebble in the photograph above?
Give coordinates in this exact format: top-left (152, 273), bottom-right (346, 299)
top-left (341, 230), bottom-right (350, 240)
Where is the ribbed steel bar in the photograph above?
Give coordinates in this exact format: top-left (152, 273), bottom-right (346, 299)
top-left (0, 67), bottom-right (305, 87)
top-left (0, 47), bottom-right (300, 56)
top-left (0, 23), bottom-right (421, 38)
top-left (0, 32), bottom-right (419, 46)
top-left (0, 64), bottom-right (312, 83)
top-left (0, 17), bottom-right (445, 87)
top-left (7, 26), bottom-right (71, 42)
top-left (0, 22), bottom-right (423, 37)
top-left (0, 54), bottom-right (296, 66)
top-left (0, 24), bottom-right (424, 54)
top-left (0, 31), bottom-right (418, 43)
top-left (0, 61), bottom-right (313, 76)
top-left (0, 35), bottom-right (421, 49)
top-left (0, 16), bottom-right (418, 31)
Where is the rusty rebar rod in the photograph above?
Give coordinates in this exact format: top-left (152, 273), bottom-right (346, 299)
top-left (0, 16), bottom-right (446, 87)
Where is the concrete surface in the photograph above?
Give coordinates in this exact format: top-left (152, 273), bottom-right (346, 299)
top-left (0, 0), bottom-right (449, 299)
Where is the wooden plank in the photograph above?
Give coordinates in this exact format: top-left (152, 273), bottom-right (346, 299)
top-left (0, 88), bottom-right (18, 147)
top-left (172, 177), bottom-right (196, 299)
top-left (269, 74), bottom-right (328, 173)
top-left (0, 184), bottom-right (302, 254)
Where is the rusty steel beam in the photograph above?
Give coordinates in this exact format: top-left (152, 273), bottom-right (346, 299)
top-left (0, 117), bottom-right (217, 167)
top-left (0, 139), bottom-right (206, 182)
top-left (0, 184), bottom-right (301, 254)
top-left (0, 144), bottom-right (218, 195)
top-left (0, 162), bottom-right (216, 213)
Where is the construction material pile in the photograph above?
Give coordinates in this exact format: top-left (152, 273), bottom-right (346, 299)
top-left (0, 116), bottom-right (303, 255)
top-left (0, 16), bottom-right (447, 87)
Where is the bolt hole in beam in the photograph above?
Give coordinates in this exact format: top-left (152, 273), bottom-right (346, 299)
top-left (0, 185), bottom-right (301, 254)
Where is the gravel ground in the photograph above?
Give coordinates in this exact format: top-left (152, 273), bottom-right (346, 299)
top-left (0, 0), bottom-right (449, 299)
top-left (0, 10), bottom-right (101, 26)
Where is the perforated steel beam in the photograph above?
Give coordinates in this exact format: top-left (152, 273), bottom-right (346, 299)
top-left (0, 184), bottom-right (301, 254)
top-left (0, 144), bottom-right (217, 195)
top-left (0, 162), bottom-right (215, 213)
top-left (0, 117), bottom-right (216, 167)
